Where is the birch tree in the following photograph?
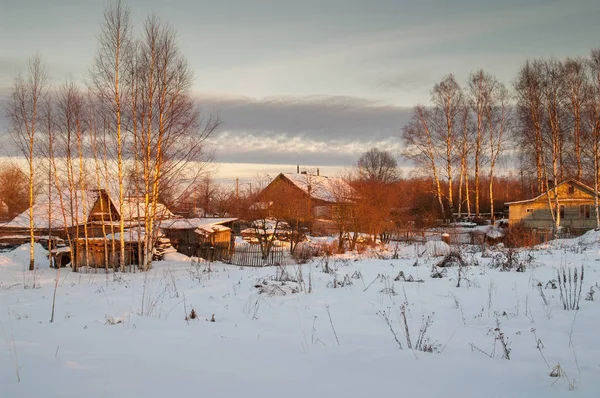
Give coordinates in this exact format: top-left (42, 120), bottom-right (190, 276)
top-left (540, 59), bottom-right (567, 235)
top-left (89, 0), bottom-right (132, 271)
top-left (55, 81), bottom-right (88, 270)
top-left (136, 14), bottom-right (218, 270)
top-left (402, 105), bottom-right (445, 219)
top-left (468, 70), bottom-right (495, 216)
top-left (563, 58), bottom-right (588, 180)
top-left (431, 74), bottom-right (464, 221)
top-left (587, 49), bottom-right (600, 228)
top-left (515, 60), bottom-right (545, 194)
top-left (5, 54), bottom-right (48, 271)
top-left (486, 83), bottom-right (512, 222)
top-left (457, 106), bottom-right (472, 218)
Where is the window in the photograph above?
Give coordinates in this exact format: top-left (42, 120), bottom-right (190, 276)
top-left (568, 185), bottom-right (575, 194)
top-left (580, 204), bottom-right (591, 219)
top-left (560, 205), bottom-right (565, 219)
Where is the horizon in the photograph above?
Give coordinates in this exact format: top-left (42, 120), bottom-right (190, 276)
top-left (2, 0), bottom-right (599, 180)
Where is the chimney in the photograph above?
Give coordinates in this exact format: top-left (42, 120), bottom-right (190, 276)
top-left (317, 168), bottom-right (320, 176)
top-left (297, 164), bottom-right (300, 174)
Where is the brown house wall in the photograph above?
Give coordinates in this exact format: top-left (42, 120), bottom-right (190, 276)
top-left (258, 174), bottom-right (335, 221)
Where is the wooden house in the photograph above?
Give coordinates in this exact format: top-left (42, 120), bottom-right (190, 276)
top-left (506, 179), bottom-right (598, 232)
top-left (256, 172), bottom-right (356, 234)
top-left (0, 189), bottom-right (174, 268)
top-left (160, 217), bottom-right (236, 258)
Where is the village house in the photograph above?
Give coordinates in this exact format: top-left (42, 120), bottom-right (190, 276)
top-left (506, 179), bottom-right (598, 232)
top-left (256, 170), bottom-right (357, 234)
top-left (0, 189), bottom-right (174, 268)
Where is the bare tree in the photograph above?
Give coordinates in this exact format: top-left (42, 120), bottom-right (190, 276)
top-left (457, 106), bottom-right (473, 219)
top-left (431, 74), bottom-right (464, 221)
top-left (89, 0), bottom-right (132, 271)
top-left (486, 82), bottom-right (512, 222)
top-left (356, 147), bottom-right (399, 184)
top-left (563, 58), bottom-right (589, 180)
top-left (587, 49), bottom-right (600, 228)
top-left (540, 59), bottom-right (567, 235)
top-left (55, 81), bottom-right (87, 271)
top-left (402, 105), bottom-right (445, 219)
top-left (5, 54), bottom-right (48, 271)
top-left (135, 14), bottom-right (218, 270)
top-left (515, 60), bottom-right (546, 194)
top-left (468, 70), bottom-right (495, 216)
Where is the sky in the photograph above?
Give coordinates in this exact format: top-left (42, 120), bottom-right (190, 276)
top-left (1, 0), bottom-right (600, 182)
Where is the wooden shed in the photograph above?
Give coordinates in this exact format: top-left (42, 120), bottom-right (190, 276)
top-left (73, 237), bottom-right (142, 269)
top-left (160, 218), bottom-right (236, 258)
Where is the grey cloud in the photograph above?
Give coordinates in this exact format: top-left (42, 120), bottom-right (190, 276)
top-left (200, 95), bottom-right (412, 142)
top-left (197, 95), bottom-right (412, 166)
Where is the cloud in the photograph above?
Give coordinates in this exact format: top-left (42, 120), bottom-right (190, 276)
top-left (201, 94), bottom-right (410, 140)
top-left (199, 94), bottom-right (412, 165)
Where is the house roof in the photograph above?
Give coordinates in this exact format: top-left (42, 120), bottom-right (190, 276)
top-left (160, 217), bottom-right (237, 230)
top-left (1, 189), bottom-right (102, 230)
top-left (505, 179), bottom-right (596, 206)
top-left (195, 224), bottom-right (231, 236)
top-left (0, 189), bottom-right (174, 230)
top-left (278, 173), bottom-right (356, 203)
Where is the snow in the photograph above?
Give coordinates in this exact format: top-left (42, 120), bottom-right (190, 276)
top-left (1, 237), bottom-right (600, 397)
top-left (423, 240), bottom-right (451, 256)
top-left (161, 251), bottom-right (192, 262)
top-left (472, 225), bottom-right (506, 239)
top-left (0, 242), bottom-right (50, 268)
top-left (160, 217), bottom-right (237, 230)
top-left (283, 173), bottom-right (355, 203)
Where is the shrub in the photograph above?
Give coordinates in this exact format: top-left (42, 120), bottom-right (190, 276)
top-left (504, 223), bottom-right (537, 248)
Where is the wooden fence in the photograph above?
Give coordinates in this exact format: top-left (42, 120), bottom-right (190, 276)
top-left (197, 243), bottom-right (289, 267)
top-left (392, 229), bottom-right (485, 245)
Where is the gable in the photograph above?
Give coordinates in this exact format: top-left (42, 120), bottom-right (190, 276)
top-left (259, 174), bottom-right (312, 203)
top-left (88, 191), bottom-right (120, 222)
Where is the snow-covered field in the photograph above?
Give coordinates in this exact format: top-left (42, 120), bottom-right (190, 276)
top-left (1, 237), bottom-right (599, 397)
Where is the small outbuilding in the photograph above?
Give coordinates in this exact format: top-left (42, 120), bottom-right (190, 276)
top-left (160, 217), bottom-right (237, 258)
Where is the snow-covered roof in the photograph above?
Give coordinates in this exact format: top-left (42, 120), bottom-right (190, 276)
top-left (1, 189), bottom-right (102, 230)
top-left (505, 179), bottom-right (596, 205)
top-left (195, 224), bottom-right (230, 236)
top-left (1, 190), bottom-right (174, 230)
top-left (280, 173), bottom-right (356, 203)
top-left (160, 217), bottom-right (237, 230)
